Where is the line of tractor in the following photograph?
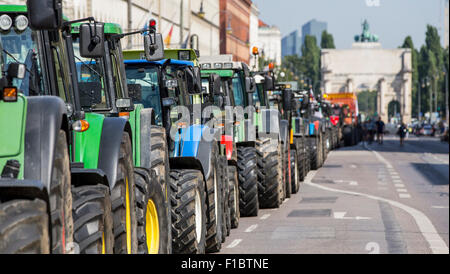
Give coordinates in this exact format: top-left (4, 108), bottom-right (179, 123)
top-left (0, 0), bottom-right (361, 254)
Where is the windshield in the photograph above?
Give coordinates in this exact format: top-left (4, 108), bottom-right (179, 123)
top-left (125, 64), bottom-right (163, 126)
top-left (0, 27), bottom-right (45, 95)
top-left (72, 37), bottom-right (109, 111)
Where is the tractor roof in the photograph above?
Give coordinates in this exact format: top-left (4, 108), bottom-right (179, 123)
top-left (124, 59), bottom-right (194, 67)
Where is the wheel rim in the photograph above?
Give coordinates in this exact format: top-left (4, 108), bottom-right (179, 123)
top-left (102, 232), bottom-right (105, 254)
top-left (194, 189), bottom-right (202, 244)
top-left (125, 177), bottom-right (132, 254)
top-left (146, 199), bottom-right (160, 254)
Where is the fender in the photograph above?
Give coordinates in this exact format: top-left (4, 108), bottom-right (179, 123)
top-left (173, 125), bottom-right (220, 181)
top-left (129, 105), bottom-right (154, 168)
top-left (279, 120), bottom-right (289, 145)
top-left (0, 179), bottom-right (48, 204)
top-left (98, 117), bottom-right (132, 190)
top-left (24, 96), bottom-right (67, 193)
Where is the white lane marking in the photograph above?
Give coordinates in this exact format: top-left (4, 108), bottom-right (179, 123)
top-left (393, 180), bottom-right (403, 183)
top-left (260, 214), bottom-right (271, 220)
top-left (399, 193), bottom-right (411, 199)
top-left (350, 164), bottom-right (357, 169)
top-left (334, 211), bottom-right (372, 220)
top-left (226, 239), bottom-right (242, 249)
top-left (391, 176), bottom-right (401, 180)
top-left (245, 224), bottom-right (258, 233)
top-left (349, 181), bottom-right (359, 186)
top-left (397, 189), bottom-right (408, 193)
top-left (395, 184), bottom-right (405, 188)
top-left (432, 206), bottom-right (449, 209)
top-left (284, 198), bottom-right (290, 203)
top-left (305, 170), bottom-right (449, 254)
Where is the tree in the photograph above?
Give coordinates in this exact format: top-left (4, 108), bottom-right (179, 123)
top-left (321, 31), bottom-right (335, 49)
top-left (301, 35), bottom-right (321, 93)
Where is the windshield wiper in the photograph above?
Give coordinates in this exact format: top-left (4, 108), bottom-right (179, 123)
top-left (73, 55), bottom-right (102, 78)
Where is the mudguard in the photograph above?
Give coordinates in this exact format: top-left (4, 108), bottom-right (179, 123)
top-left (0, 179), bottom-right (48, 203)
top-left (172, 125), bottom-right (220, 181)
top-left (98, 117), bottom-right (132, 190)
top-left (138, 108), bottom-right (155, 169)
top-left (24, 96), bottom-right (67, 194)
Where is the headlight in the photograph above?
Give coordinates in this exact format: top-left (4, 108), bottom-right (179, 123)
top-left (0, 14), bottom-right (13, 31)
top-left (15, 15), bottom-right (28, 31)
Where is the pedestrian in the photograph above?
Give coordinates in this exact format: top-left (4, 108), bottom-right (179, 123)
top-left (397, 122), bottom-right (407, 147)
top-left (375, 117), bottom-right (385, 144)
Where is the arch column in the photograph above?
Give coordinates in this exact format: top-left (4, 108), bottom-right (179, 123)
top-left (377, 78), bottom-right (388, 122)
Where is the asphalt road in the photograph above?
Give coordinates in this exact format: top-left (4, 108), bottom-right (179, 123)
top-left (219, 135), bottom-right (449, 254)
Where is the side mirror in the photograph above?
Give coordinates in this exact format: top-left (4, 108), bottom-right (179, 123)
top-left (27, 0), bottom-right (62, 30)
top-left (144, 33), bottom-right (164, 61)
top-left (116, 98), bottom-right (133, 109)
top-left (264, 75), bottom-right (274, 91)
top-left (78, 82), bottom-right (102, 108)
top-left (7, 63), bottom-right (26, 80)
top-left (282, 89), bottom-right (293, 112)
top-left (127, 84), bottom-right (142, 101)
top-left (193, 67), bottom-right (202, 93)
top-left (245, 77), bottom-right (255, 94)
top-left (79, 23), bottom-right (105, 58)
top-left (185, 68), bottom-right (196, 94)
top-left (209, 74), bottom-right (222, 96)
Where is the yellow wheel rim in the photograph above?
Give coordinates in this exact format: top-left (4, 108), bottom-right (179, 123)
top-left (101, 232), bottom-right (105, 254)
top-left (146, 199), bottom-right (160, 254)
top-left (125, 177), bottom-right (132, 254)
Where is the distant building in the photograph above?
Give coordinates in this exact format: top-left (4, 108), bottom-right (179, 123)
top-left (302, 19), bottom-right (327, 46)
top-left (258, 23), bottom-right (282, 66)
top-left (281, 30), bottom-right (302, 58)
top-left (219, 0), bottom-right (252, 64)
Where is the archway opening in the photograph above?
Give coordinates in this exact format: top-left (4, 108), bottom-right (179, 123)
top-left (388, 100), bottom-right (401, 124)
top-left (357, 90), bottom-right (378, 120)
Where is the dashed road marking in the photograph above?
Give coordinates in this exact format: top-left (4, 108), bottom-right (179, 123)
top-left (394, 184), bottom-right (405, 188)
top-left (245, 224), bottom-right (258, 233)
top-left (399, 193), bottom-right (411, 199)
top-left (260, 214), bottom-right (271, 220)
top-left (432, 206), bottom-right (449, 209)
top-left (226, 239), bottom-right (242, 249)
top-left (397, 189), bottom-right (408, 193)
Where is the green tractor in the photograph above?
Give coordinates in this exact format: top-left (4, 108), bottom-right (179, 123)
top-left (0, 3), bottom-right (74, 254)
top-left (4, 0), bottom-right (148, 254)
top-left (123, 48), bottom-right (227, 253)
top-left (68, 21), bottom-right (171, 254)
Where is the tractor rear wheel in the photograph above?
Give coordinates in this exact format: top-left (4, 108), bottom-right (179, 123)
top-left (0, 199), bottom-right (49, 254)
top-left (72, 185), bottom-right (114, 254)
top-left (50, 130), bottom-right (73, 254)
top-left (257, 139), bottom-right (283, 209)
top-left (111, 133), bottom-right (138, 254)
top-left (149, 126), bottom-right (172, 254)
top-left (284, 144), bottom-right (292, 199)
top-left (205, 143), bottom-right (224, 253)
top-left (135, 169), bottom-right (170, 254)
top-left (170, 170), bottom-right (207, 254)
top-left (310, 136), bottom-right (320, 170)
top-left (237, 147), bottom-right (259, 217)
top-left (291, 149), bottom-right (300, 194)
top-left (228, 165), bottom-right (240, 229)
top-left (220, 157), bottom-right (231, 240)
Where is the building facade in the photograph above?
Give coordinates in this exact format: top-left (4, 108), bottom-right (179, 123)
top-left (281, 30), bottom-right (301, 58)
top-left (219, 0), bottom-right (252, 63)
top-left (258, 24), bottom-right (282, 66)
top-left (302, 19), bottom-right (327, 46)
top-left (248, 2), bottom-right (259, 68)
top-left (0, 0), bottom-right (221, 54)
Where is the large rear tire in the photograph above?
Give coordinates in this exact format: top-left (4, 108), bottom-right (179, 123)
top-left (170, 170), bottom-right (207, 254)
top-left (237, 147), bottom-right (259, 217)
top-left (256, 139), bottom-right (283, 209)
top-left (111, 133), bottom-right (138, 254)
top-left (72, 185), bottom-right (114, 254)
top-left (228, 165), bottom-right (240, 229)
top-left (50, 130), bottom-right (73, 254)
top-left (291, 149), bottom-right (300, 194)
top-left (135, 169), bottom-right (170, 254)
top-left (0, 199), bottom-right (50, 254)
top-left (149, 126), bottom-right (172, 254)
top-left (205, 143), bottom-right (224, 253)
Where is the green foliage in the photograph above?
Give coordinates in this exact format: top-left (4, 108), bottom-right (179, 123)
top-left (321, 31), bottom-right (335, 49)
top-left (357, 90), bottom-right (378, 117)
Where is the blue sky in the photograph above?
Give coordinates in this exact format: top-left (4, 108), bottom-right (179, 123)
top-left (253, 0), bottom-right (447, 49)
